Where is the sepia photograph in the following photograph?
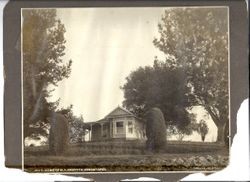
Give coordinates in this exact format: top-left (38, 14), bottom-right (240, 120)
top-left (22, 7), bottom-right (229, 172)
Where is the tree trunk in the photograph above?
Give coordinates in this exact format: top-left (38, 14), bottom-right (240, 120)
top-left (217, 123), bottom-right (226, 144)
top-left (224, 121), bottom-right (229, 147)
top-left (201, 135), bottom-right (205, 142)
top-left (205, 107), bottom-right (228, 144)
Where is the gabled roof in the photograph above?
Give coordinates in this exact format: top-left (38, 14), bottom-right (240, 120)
top-left (85, 106), bottom-right (141, 127)
top-left (104, 106), bottom-right (135, 118)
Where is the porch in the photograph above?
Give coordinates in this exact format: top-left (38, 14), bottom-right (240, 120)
top-left (85, 118), bottom-right (127, 141)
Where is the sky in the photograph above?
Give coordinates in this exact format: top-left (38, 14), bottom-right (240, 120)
top-left (47, 8), bottom-right (218, 142)
top-left (51, 8), bottom-right (166, 121)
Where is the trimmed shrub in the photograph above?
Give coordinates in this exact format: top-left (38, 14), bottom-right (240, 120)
top-left (49, 112), bottom-right (69, 155)
top-left (145, 107), bottom-right (167, 152)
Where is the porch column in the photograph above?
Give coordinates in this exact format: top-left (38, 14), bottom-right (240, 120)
top-left (113, 120), bottom-right (116, 137)
top-left (90, 124), bottom-right (92, 141)
top-left (88, 129), bottom-right (91, 141)
top-left (110, 121), bottom-right (112, 138)
top-left (100, 123), bottom-right (103, 138)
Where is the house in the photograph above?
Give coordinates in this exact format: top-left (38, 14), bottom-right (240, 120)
top-left (85, 106), bottom-right (145, 141)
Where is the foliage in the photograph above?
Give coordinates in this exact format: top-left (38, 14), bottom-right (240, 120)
top-left (153, 8), bottom-right (228, 143)
top-left (122, 59), bottom-right (193, 132)
top-left (22, 9), bottom-right (72, 138)
top-left (195, 120), bottom-right (209, 142)
top-left (57, 105), bottom-right (87, 143)
top-left (145, 107), bottom-right (167, 152)
top-left (167, 113), bottom-right (197, 140)
top-left (49, 112), bottom-right (69, 155)
top-left (168, 125), bottom-right (192, 141)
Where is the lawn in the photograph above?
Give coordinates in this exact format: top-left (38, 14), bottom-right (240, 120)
top-left (24, 141), bottom-right (229, 172)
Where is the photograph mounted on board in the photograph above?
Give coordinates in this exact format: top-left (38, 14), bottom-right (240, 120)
top-left (22, 7), bottom-right (230, 172)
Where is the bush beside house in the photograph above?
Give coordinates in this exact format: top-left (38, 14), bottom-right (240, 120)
top-left (145, 107), bottom-right (167, 152)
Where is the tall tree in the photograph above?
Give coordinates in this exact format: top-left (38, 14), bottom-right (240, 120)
top-left (121, 59), bottom-right (193, 133)
top-left (23, 9), bottom-right (72, 138)
top-left (153, 8), bottom-right (228, 144)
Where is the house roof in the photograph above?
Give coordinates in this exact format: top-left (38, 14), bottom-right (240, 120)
top-left (104, 106), bottom-right (135, 118)
top-left (84, 106), bottom-right (141, 127)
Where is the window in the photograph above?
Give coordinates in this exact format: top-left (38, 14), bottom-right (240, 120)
top-left (128, 121), bottom-right (133, 134)
top-left (116, 121), bottom-right (124, 133)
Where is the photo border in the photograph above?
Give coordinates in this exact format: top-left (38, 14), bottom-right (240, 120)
top-left (4, 0), bottom-right (249, 181)
top-left (21, 5), bottom-right (231, 174)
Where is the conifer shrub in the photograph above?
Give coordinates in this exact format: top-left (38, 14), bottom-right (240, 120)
top-left (49, 112), bottom-right (69, 155)
top-left (145, 107), bottom-right (167, 152)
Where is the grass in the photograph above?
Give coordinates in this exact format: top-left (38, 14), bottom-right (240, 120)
top-left (25, 140), bottom-right (227, 156)
top-left (24, 141), bottom-right (229, 172)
